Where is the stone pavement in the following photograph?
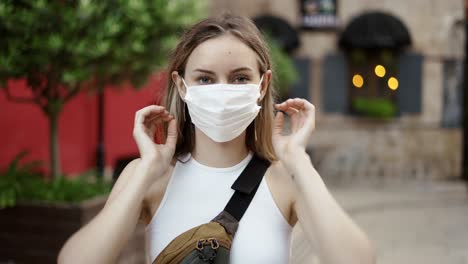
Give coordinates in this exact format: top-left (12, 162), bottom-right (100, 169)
top-left (290, 180), bottom-right (468, 264)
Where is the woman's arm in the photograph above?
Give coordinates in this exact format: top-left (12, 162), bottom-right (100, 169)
top-left (290, 151), bottom-right (375, 264)
top-left (58, 105), bottom-right (178, 264)
top-left (273, 99), bottom-right (376, 264)
top-left (58, 159), bottom-right (156, 264)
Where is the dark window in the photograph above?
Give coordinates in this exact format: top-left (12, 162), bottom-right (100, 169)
top-left (321, 52), bottom-right (422, 117)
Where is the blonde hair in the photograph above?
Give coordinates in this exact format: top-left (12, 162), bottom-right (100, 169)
top-left (163, 13), bottom-right (277, 162)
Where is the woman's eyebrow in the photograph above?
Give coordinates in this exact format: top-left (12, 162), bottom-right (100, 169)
top-left (231, 67), bottom-right (254, 73)
top-left (193, 69), bottom-right (215, 74)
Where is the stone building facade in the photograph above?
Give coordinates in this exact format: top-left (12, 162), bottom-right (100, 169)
top-left (209, 0), bottom-right (465, 183)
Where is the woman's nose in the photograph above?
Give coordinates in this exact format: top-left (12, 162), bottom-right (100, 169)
top-left (217, 78), bottom-right (229, 84)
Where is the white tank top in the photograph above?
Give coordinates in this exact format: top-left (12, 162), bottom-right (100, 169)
top-left (146, 152), bottom-right (292, 263)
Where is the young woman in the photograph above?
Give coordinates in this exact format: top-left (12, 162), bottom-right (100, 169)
top-left (59, 14), bottom-right (375, 264)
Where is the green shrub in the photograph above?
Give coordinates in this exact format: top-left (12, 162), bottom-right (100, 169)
top-left (351, 97), bottom-right (397, 119)
top-left (266, 35), bottom-right (299, 100)
top-left (0, 151), bottom-right (111, 209)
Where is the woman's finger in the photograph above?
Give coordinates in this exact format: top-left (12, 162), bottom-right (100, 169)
top-left (289, 98), bottom-right (305, 109)
top-left (138, 107), bottom-right (171, 129)
top-left (288, 98), bottom-right (315, 125)
top-left (290, 111), bottom-right (303, 132)
top-left (301, 103), bottom-right (316, 137)
top-left (299, 110), bottom-right (306, 129)
top-left (285, 107), bottom-right (299, 117)
top-left (165, 118), bottom-right (178, 148)
top-left (290, 111), bottom-right (304, 133)
top-left (288, 99), bottom-right (316, 140)
top-left (283, 98), bottom-right (305, 109)
top-left (273, 111), bottom-right (285, 138)
top-left (134, 105), bottom-right (166, 127)
top-left (275, 103), bottom-right (298, 116)
top-left (276, 99), bottom-right (305, 115)
top-left (145, 112), bottom-right (172, 124)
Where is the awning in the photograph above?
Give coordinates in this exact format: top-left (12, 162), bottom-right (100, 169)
top-left (253, 15), bottom-right (300, 54)
top-left (339, 11), bottom-right (412, 49)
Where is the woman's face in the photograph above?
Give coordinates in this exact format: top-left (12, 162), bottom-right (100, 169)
top-left (173, 33), bottom-right (271, 98)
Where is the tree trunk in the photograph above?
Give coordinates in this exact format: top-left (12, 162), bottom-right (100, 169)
top-left (96, 90), bottom-right (105, 179)
top-left (463, 22), bottom-right (468, 181)
top-left (49, 112), bottom-right (61, 179)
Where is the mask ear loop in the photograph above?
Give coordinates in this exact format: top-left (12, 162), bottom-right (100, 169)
top-left (178, 77), bottom-right (188, 123)
top-left (257, 74), bottom-right (265, 105)
top-left (254, 118), bottom-right (258, 142)
top-left (255, 74), bottom-right (265, 141)
top-left (259, 74), bottom-right (264, 85)
top-left (181, 77), bottom-right (189, 89)
top-left (181, 98), bottom-right (186, 123)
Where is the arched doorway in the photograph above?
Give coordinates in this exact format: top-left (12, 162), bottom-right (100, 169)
top-left (322, 11), bottom-right (422, 120)
top-left (339, 11), bottom-right (412, 118)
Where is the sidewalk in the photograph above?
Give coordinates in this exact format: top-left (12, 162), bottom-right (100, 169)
top-left (290, 180), bottom-right (468, 264)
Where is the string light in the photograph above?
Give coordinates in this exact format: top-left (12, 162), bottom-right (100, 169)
top-left (374, 65), bottom-right (386, 77)
top-left (352, 74), bottom-right (364, 88)
top-left (388, 77), bottom-right (399, 90)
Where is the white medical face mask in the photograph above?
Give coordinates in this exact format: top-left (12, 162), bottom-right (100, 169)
top-left (181, 75), bottom-right (263, 142)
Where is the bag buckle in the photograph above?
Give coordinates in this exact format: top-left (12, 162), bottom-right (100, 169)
top-left (208, 238), bottom-right (219, 249)
top-left (196, 239), bottom-right (206, 251)
top-left (196, 238), bottom-right (219, 251)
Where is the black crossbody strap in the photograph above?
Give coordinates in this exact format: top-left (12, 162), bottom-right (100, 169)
top-left (224, 154), bottom-right (271, 221)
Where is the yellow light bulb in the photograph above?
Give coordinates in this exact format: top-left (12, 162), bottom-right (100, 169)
top-left (352, 74), bottom-right (364, 88)
top-left (374, 65), bottom-right (386, 77)
top-left (388, 77), bottom-right (399, 90)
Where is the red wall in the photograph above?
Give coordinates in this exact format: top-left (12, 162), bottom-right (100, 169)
top-left (0, 73), bottom-right (166, 177)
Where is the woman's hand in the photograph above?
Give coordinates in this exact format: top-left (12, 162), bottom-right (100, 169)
top-left (133, 105), bottom-right (177, 176)
top-left (272, 98), bottom-right (315, 167)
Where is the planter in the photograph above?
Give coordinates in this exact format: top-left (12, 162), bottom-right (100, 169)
top-left (0, 196), bottom-right (146, 264)
top-left (351, 97), bottom-right (397, 119)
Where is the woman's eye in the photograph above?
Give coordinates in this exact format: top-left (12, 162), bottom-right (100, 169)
top-left (233, 75), bottom-right (250, 84)
top-left (197, 76), bottom-right (212, 85)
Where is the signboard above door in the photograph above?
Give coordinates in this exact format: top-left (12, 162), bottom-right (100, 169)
top-left (300, 0), bottom-right (338, 30)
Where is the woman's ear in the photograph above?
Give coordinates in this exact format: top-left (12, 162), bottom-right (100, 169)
top-left (171, 71), bottom-right (186, 99)
top-left (259, 70), bottom-right (272, 101)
